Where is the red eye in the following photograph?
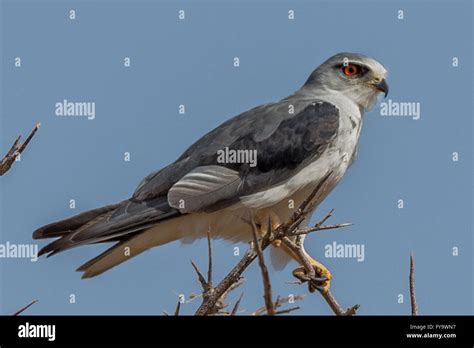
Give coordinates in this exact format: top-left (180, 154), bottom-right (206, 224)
top-left (343, 64), bottom-right (359, 77)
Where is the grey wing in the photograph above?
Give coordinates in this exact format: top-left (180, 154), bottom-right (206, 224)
top-left (133, 98), bottom-right (339, 202)
top-left (33, 100), bottom-right (296, 255)
top-left (34, 98), bottom-right (339, 256)
top-left (165, 100), bottom-right (340, 213)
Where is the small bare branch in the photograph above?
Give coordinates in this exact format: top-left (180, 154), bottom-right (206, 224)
top-left (253, 294), bottom-right (305, 316)
top-left (292, 223), bottom-right (353, 236)
top-left (274, 306), bottom-right (300, 315)
top-left (323, 290), bottom-right (360, 316)
top-left (287, 173), bottom-right (332, 224)
top-left (190, 231), bottom-right (214, 296)
top-left (191, 235), bottom-right (246, 315)
top-left (344, 304), bottom-right (360, 316)
top-left (195, 246), bottom-right (257, 315)
top-left (315, 208), bottom-right (335, 227)
top-left (230, 292), bottom-right (244, 316)
top-left (1, 123), bottom-right (40, 176)
top-left (12, 300), bottom-right (38, 316)
top-left (185, 292), bottom-right (202, 304)
top-left (410, 253), bottom-right (418, 316)
top-left (215, 277), bottom-right (245, 312)
top-left (190, 260), bottom-right (207, 291)
top-left (174, 300), bottom-right (181, 316)
top-left (251, 217), bottom-right (275, 315)
top-left (206, 229), bottom-right (213, 287)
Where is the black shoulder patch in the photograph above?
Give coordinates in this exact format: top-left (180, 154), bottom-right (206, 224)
top-left (221, 100), bottom-right (339, 174)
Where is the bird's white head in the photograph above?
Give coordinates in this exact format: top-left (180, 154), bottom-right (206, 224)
top-left (303, 52), bottom-right (388, 111)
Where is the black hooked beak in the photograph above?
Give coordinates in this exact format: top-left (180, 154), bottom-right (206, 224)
top-left (374, 79), bottom-right (389, 98)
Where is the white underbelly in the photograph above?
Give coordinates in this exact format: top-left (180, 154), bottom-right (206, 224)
top-left (238, 116), bottom-right (361, 209)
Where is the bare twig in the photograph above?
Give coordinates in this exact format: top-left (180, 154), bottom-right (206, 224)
top-left (0, 123), bottom-right (40, 176)
top-left (323, 290), bottom-right (360, 316)
top-left (174, 299), bottom-right (181, 316)
top-left (230, 292), bottom-right (244, 315)
top-left (274, 306), bottom-right (300, 315)
top-left (2, 127), bottom-right (40, 316)
top-left (190, 260), bottom-right (207, 291)
top-left (410, 253), bottom-right (418, 316)
top-left (195, 247), bottom-right (257, 315)
top-left (253, 294), bottom-right (305, 316)
top-left (190, 231), bottom-right (214, 296)
top-left (191, 233), bottom-right (245, 315)
top-left (206, 229), bottom-right (213, 287)
top-left (292, 208), bottom-right (351, 236)
top-left (292, 223), bottom-right (353, 236)
top-left (12, 300), bottom-right (38, 316)
top-left (251, 218), bottom-right (275, 315)
top-left (215, 277), bottom-right (245, 313)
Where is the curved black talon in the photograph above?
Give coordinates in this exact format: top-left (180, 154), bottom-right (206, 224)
top-left (293, 269), bottom-right (327, 282)
top-left (309, 280), bottom-right (327, 293)
top-left (293, 271), bottom-right (328, 292)
top-left (307, 276), bottom-right (328, 293)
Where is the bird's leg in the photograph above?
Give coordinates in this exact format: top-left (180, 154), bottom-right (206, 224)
top-left (292, 253), bottom-right (332, 293)
top-left (277, 240), bottom-right (332, 293)
top-left (253, 209), bottom-right (332, 292)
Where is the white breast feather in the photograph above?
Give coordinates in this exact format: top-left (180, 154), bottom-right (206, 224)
top-left (238, 100), bottom-right (362, 209)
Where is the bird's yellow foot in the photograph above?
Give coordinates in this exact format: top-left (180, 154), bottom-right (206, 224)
top-left (272, 239), bottom-right (282, 247)
top-left (292, 257), bottom-right (332, 293)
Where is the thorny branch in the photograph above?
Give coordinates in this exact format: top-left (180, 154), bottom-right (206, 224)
top-left (0, 123), bottom-right (40, 176)
top-left (252, 295), bottom-right (305, 316)
top-left (206, 229), bottom-right (213, 287)
top-left (189, 224), bottom-right (301, 316)
top-left (12, 300), bottom-right (39, 316)
top-left (215, 278), bottom-right (245, 313)
top-left (174, 299), bottom-right (181, 316)
top-left (230, 292), bottom-right (244, 315)
top-left (193, 173), bottom-right (357, 316)
top-left (251, 218), bottom-right (275, 315)
top-left (1, 126), bottom-right (41, 315)
top-left (189, 231), bottom-right (246, 315)
top-left (410, 253), bottom-right (418, 316)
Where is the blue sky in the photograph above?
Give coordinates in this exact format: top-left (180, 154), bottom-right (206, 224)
top-left (0, 0), bottom-right (472, 315)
